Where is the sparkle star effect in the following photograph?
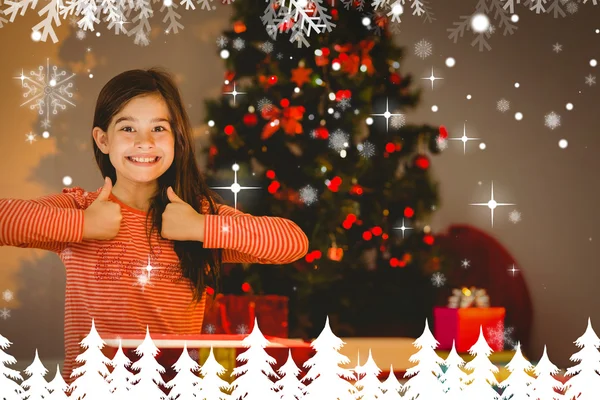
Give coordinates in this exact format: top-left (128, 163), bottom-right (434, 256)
top-left (421, 67), bottom-right (443, 89)
top-left (461, 259), bottom-right (471, 269)
top-left (14, 58), bottom-right (76, 129)
top-left (470, 181), bottom-right (516, 227)
top-left (210, 163), bottom-right (261, 211)
top-left (393, 218), bottom-right (413, 238)
top-left (25, 132), bottom-right (37, 144)
top-left (447, 122), bottom-right (481, 154)
top-left (223, 81), bottom-right (246, 106)
top-left (370, 97), bottom-right (405, 132)
top-left (507, 263), bottom-right (520, 276)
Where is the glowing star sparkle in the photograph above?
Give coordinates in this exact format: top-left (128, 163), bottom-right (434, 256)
top-left (370, 97), bottom-right (405, 132)
top-left (507, 263), bottom-right (520, 276)
top-left (461, 259), bottom-right (471, 269)
top-left (470, 181), bottom-right (515, 227)
top-left (223, 81), bottom-right (246, 106)
top-left (15, 58), bottom-right (76, 129)
top-left (447, 122), bottom-right (481, 154)
top-left (210, 163), bottom-right (261, 211)
top-left (25, 132), bottom-right (37, 144)
top-left (421, 67), bottom-right (443, 90)
top-left (393, 218), bottom-right (413, 238)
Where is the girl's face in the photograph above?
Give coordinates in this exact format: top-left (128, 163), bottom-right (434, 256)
top-left (93, 94), bottom-right (176, 185)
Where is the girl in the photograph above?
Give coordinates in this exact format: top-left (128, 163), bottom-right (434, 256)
top-left (0, 67), bottom-right (309, 384)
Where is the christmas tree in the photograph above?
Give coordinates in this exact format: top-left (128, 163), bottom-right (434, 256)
top-left (203, 0), bottom-right (447, 339)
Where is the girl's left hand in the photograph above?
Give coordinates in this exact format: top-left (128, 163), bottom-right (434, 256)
top-left (161, 187), bottom-right (205, 242)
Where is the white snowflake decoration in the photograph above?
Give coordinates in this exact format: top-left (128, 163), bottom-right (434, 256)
top-left (544, 111), bottom-right (561, 130)
top-left (414, 38), bottom-right (433, 59)
top-left (299, 185), bottom-right (319, 205)
top-left (257, 98), bottom-right (273, 112)
top-left (2, 290), bottom-right (14, 302)
top-left (204, 324), bottom-right (216, 334)
top-left (585, 74), bottom-right (596, 86)
top-left (261, 0), bottom-right (336, 48)
top-left (509, 209), bottom-right (521, 224)
top-left (260, 41), bottom-right (275, 53)
top-left (497, 98), bottom-right (510, 113)
top-left (236, 324), bottom-right (249, 334)
top-left (390, 112), bottom-right (406, 129)
top-left (329, 129), bottom-right (350, 151)
top-left (232, 37), bottom-right (245, 51)
top-left (337, 97), bottom-right (352, 111)
top-left (216, 35), bottom-right (228, 48)
top-left (357, 141), bottom-right (376, 158)
top-left (0, 307), bottom-right (10, 320)
top-left (436, 136), bottom-right (448, 151)
top-left (431, 272), bottom-right (446, 287)
top-left (1, 0), bottom-right (217, 45)
top-left (15, 58), bottom-right (76, 129)
top-left (553, 42), bottom-right (563, 53)
top-left (461, 259), bottom-right (471, 269)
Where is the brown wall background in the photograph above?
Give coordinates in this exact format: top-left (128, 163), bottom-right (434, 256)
top-left (0, 1), bottom-right (598, 370)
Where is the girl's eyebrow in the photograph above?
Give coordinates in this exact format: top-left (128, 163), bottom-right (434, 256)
top-left (114, 116), bottom-right (170, 124)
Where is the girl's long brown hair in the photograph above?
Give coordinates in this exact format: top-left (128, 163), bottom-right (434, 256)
top-left (91, 67), bottom-right (224, 303)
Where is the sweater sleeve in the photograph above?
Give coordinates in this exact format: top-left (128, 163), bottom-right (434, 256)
top-left (0, 187), bottom-right (88, 253)
top-left (203, 203), bottom-right (309, 265)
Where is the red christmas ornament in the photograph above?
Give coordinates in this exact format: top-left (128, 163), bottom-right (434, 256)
top-left (371, 226), bottom-right (382, 236)
top-left (268, 75), bottom-right (278, 85)
top-left (423, 234), bottom-right (435, 245)
top-left (268, 181), bottom-right (280, 194)
top-left (390, 72), bottom-right (402, 85)
top-left (439, 125), bottom-right (448, 139)
top-left (206, 286), bottom-right (215, 295)
top-left (241, 282), bottom-right (251, 292)
top-left (404, 207), bottom-right (414, 218)
top-left (335, 90), bottom-right (352, 101)
top-left (243, 113), bottom-right (258, 126)
top-left (362, 231), bottom-right (373, 241)
top-left (280, 98), bottom-right (290, 108)
top-left (266, 170), bottom-right (276, 179)
top-left (314, 126), bottom-right (329, 139)
top-left (349, 184), bottom-right (363, 195)
top-left (385, 142), bottom-right (396, 153)
top-left (225, 70), bottom-right (235, 82)
top-left (224, 125), bottom-right (235, 136)
top-left (414, 154), bottom-right (430, 170)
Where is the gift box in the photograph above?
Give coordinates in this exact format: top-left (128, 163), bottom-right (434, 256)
top-left (433, 306), bottom-right (506, 352)
top-left (203, 294), bottom-right (289, 337)
top-left (101, 333), bottom-right (313, 385)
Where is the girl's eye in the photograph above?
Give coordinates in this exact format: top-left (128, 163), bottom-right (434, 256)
top-left (121, 126), bottom-right (166, 132)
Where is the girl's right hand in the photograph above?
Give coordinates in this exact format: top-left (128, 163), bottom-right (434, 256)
top-left (83, 177), bottom-right (122, 240)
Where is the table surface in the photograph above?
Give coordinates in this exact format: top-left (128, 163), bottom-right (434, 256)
top-left (101, 333), bottom-right (312, 349)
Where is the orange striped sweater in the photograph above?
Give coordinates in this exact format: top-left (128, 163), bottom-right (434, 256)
top-left (0, 186), bottom-right (309, 383)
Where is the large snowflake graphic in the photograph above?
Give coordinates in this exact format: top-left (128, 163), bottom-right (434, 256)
top-left (1, 0), bottom-right (217, 46)
top-left (261, 0), bottom-right (336, 48)
top-left (15, 58), bottom-right (76, 129)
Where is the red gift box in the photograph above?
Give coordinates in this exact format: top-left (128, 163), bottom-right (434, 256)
top-left (203, 294), bottom-right (289, 337)
top-left (433, 306), bottom-right (506, 352)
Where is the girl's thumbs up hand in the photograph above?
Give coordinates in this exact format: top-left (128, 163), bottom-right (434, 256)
top-left (161, 186), bottom-right (205, 242)
top-left (83, 177), bottom-right (123, 240)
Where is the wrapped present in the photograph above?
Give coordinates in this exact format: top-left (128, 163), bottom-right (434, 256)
top-left (448, 286), bottom-right (490, 308)
top-left (203, 294), bottom-right (289, 337)
top-left (433, 306), bottom-right (506, 352)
